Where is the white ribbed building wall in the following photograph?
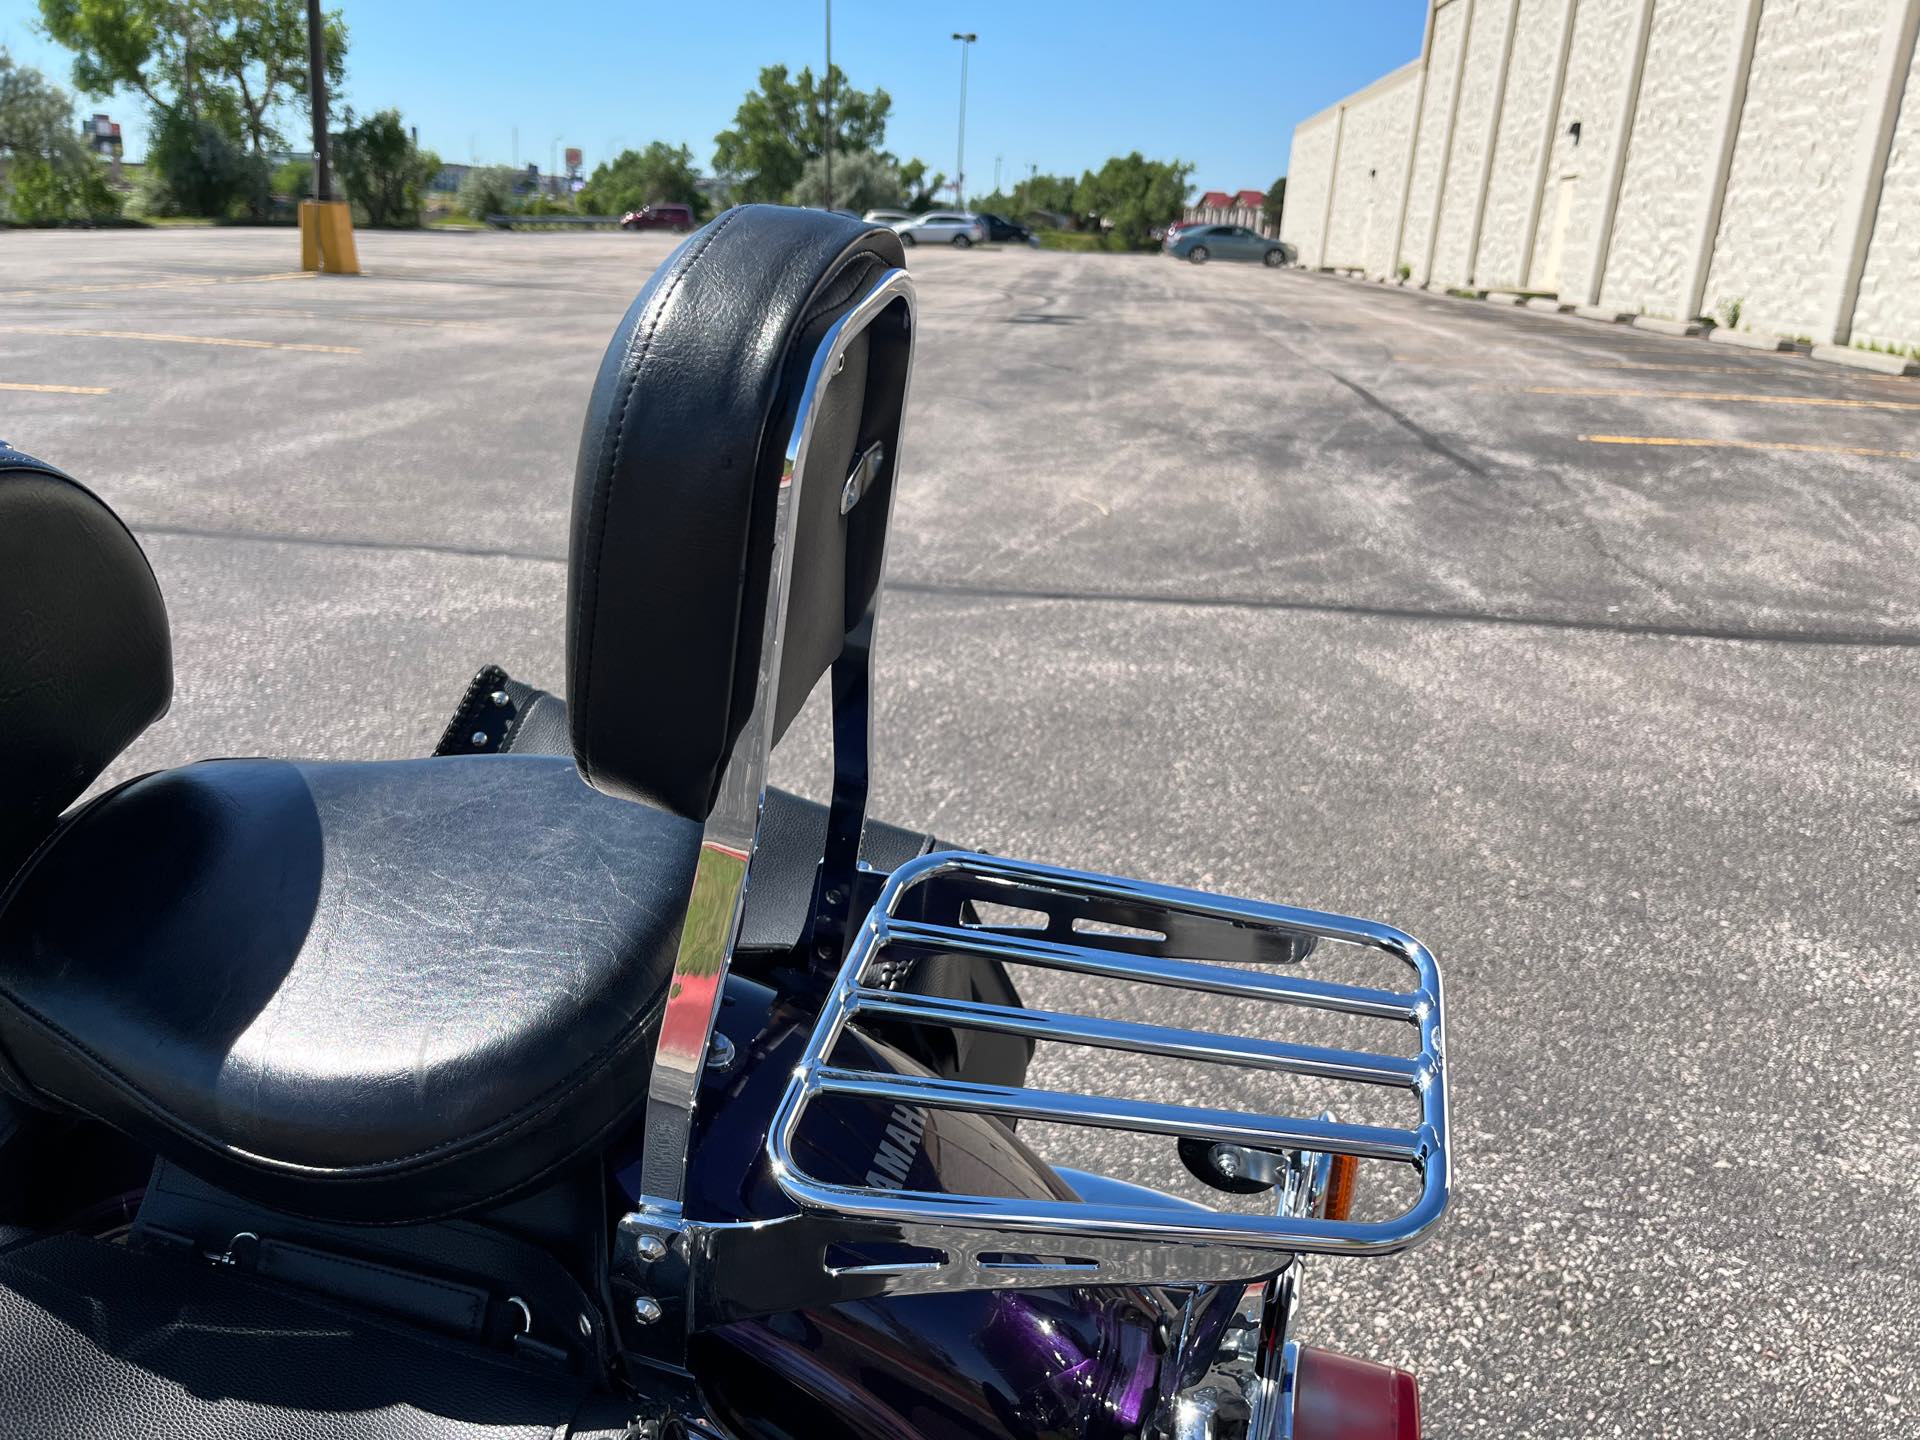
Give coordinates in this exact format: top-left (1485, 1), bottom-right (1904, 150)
top-left (1282, 0), bottom-right (1920, 354)
top-left (1475, 0), bottom-right (1573, 291)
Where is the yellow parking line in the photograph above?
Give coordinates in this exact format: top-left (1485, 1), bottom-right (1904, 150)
top-left (0, 381), bottom-right (111, 395)
top-left (1402, 354), bottom-right (1792, 377)
top-left (50, 299), bottom-right (488, 330)
top-left (1512, 384), bottom-right (1920, 411)
top-left (1581, 435), bottom-right (1918, 460)
top-left (0, 271), bottom-right (314, 300)
top-left (0, 324), bottom-right (358, 355)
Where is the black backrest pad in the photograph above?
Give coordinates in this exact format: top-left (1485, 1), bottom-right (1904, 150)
top-left (0, 446), bottom-right (170, 866)
top-left (566, 205), bottom-right (908, 818)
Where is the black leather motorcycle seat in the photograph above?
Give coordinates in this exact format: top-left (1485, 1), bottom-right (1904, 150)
top-left (0, 754), bottom-right (697, 1222)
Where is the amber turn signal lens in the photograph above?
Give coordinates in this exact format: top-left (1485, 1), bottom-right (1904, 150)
top-left (1323, 1152), bottom-right (1359, 1222)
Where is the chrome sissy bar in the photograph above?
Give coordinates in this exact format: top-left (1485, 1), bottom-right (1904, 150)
top-left (616, 264), bottom-right (917, 1368)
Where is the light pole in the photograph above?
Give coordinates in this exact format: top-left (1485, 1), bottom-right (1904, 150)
top-left (550, 135), bottom-right (562, 195)
top-left (305, 0), bottom-right (331, 201)
top-left (951, 32), bottom-right (976, 208)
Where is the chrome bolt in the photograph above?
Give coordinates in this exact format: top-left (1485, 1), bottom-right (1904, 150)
top-left (706, 1032), bottom-right (737, 1072)
top-left (577, 1312), bottom-right (594, 1338)
top-left (634, 1234), bottom-right (667, 1262)
top-left (489, 689), bottom-right (511, 707)
top-left (1215, 1148), bottom-right (1241, 1179)
top-left (632, 1296), bottom-right (662, 1325)
top-left (470, 730), bottom-right (489, 746)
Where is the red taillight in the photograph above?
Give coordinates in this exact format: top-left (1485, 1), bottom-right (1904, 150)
top-left (1291, 1346), bottom-right (1421, 1440)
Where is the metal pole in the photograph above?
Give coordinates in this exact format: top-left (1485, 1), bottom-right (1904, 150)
top-left (305, 0), bottom-right (330, 201)
top-left (824, 0), bottom-right (833, 211)
top-left (951, 33), bottom-right (975, 208)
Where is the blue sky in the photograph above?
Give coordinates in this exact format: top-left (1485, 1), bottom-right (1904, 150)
top-left (1, 1), bottom-right (1426, 194)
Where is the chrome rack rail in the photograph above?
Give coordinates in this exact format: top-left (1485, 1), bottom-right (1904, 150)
top-left (765, 850), bottom-right (1451, 1289)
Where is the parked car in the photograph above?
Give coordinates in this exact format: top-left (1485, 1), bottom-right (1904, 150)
top-left (892, 211), bottom-right (989, 247)
top-left (979, 212), bottom-right (1038, 246)
top-left (862, 209), bottom-right (913, 226)
top-left (1165, 224), bottom-right (1287, 266)
top-left (621, 203), bottom-right (696, 233)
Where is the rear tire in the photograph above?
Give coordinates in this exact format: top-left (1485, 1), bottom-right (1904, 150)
top-left (899, 232), bottom-right (917, 246)
top-left (1188, 246), bottom-right (1209, 264)
top-left (1262, 248), bottom-right (1283, 267)
top-left (952, 234), bottom-right (972, 248)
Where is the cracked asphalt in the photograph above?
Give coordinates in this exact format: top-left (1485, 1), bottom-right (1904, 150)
top-left (2, 227), bottom-right (1917, 1438)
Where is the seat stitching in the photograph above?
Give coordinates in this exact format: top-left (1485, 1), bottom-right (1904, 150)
top-left (574, 207), bottom-right (746, 786)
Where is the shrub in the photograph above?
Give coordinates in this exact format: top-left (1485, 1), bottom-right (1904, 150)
top-left (579, 142), bottom-right (705, 218)
top-left (4, 152), bottom-right (121, 223)
top-left (271, 157), bottom-right (312, 199)
top-left (790, 149), bottom-right (899, 213)
top-left (333, 109), bottom-right (437, 227)
top-left (458, 164), bottom-right (520, 220)
top-left (145, 108), bottom-right (268, 218)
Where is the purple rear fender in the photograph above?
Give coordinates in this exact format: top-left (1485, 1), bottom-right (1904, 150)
top-left (632, 978), bottom-right (1189, 1440)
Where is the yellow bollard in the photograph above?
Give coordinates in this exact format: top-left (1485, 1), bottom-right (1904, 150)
top-left (298, 199), bottom-right (360, 275)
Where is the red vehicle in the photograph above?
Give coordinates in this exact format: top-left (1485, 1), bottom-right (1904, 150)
top-left (620, 202), bottom-right (695, 233)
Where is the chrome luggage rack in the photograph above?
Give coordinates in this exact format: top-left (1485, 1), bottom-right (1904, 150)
top-left (767, 849), bottom-right (1451, 1290)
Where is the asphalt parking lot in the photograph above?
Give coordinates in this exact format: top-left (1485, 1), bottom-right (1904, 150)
top-left (3, 227), bottom-right (1917, 1438)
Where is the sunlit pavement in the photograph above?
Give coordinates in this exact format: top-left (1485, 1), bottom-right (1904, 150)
top-left (3, 227), bottom-right (1916, 1437)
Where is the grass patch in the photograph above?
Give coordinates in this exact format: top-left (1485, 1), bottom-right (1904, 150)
top-left (1035, 230), bottom-right (1105, 253)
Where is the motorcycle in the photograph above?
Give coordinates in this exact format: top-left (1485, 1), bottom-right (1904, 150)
top-left (0, 206), bottom-right (1450, 1440)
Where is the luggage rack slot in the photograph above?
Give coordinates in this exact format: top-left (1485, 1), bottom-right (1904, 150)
top-left (766, 850), bottom-right (1452, 1281)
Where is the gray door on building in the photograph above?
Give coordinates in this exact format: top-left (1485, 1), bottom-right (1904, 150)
top-left (1536, 173), bottom-right (1578, 295)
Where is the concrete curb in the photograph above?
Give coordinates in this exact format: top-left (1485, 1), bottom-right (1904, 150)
top-left (1810, 343), bottom-right (1920, 375)
top-left (1370, 270), bottom-right (1918, 382)
top-left (1632, 316), bottom-right (1705, 337)
top-left (1708, 328), bottom-right (1791, 351)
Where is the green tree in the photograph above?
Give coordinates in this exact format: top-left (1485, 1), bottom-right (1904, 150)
top-left (37, 0), bottom-right (346, 155)
top-left (713, 63), bottom-right (890, 203)
top-left (6, 152), bottom-right (121, 221)
top-left (1262, 176), bottom-right (1285, 234)
top-left (333, 108), bottom-right (436, 226)
top-left (269, 154), bottom-right (309, 197)
top-left (1073, 152), bottom-right (1193, 251)
top-left (143, 103), bottom-right (266, 216)
top-left (578, 141), bottom-right (703, 217)
top-left (791, 149), bottom-right (902, 212)
top-left (1, 47), bottom-right (82, 162)
top-left (457, 164), bottom-right (519, 220)
top-left (1017, 173), bottom-right (1079, 218)
top-left (896, 157), bottom-right (946, 213)
top-left (1, 48), bottom-right (122, 222)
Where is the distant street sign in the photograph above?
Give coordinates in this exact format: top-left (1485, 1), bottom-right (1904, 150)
top-left (565, 147), bottom-right (582, 172)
